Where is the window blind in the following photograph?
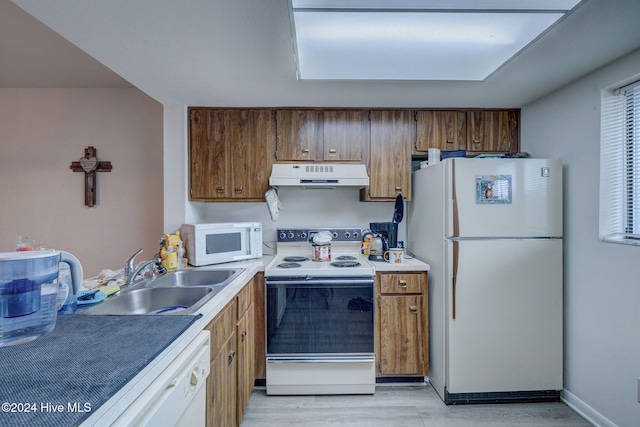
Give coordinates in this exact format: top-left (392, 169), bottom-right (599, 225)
top-left (599, 79), bottom-right (640, 244)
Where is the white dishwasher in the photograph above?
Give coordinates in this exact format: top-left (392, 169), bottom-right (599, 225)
top-left (113, 330), bottom-right (211, 426)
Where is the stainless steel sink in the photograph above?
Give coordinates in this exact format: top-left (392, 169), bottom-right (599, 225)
top-left (82, 286), bottom-right (215, 315)
top-left (80, 268), bottom-right (245, 315)
top-left (147, 268), bottom-right (243, 288)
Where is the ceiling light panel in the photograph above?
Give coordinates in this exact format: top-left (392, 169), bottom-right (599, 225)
top-left (290, 1), bottom-right (582, 81)
top-left (292, 0), bottom-right (582, 11)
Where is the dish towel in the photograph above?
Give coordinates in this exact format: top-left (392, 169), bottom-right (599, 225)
top-left (265, 188), bottom-right (281, 221)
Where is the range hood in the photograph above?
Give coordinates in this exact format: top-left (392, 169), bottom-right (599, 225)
top-left (269, 163), bottom-right (369, 189)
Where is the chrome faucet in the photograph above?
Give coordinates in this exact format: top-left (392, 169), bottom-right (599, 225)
top-left (124, 248), bottom-right (143, 284)
top-left (125, 259), bottom-right (158, 287)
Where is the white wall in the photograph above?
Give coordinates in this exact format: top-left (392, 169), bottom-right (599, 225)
top-left (190, 190), bottom-right (401, 247)
top-left (521, 48), bottom-right (640, 427)
top-left (0, 88), bottom-right (163, 277)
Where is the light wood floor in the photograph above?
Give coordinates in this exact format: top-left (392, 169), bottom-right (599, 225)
top-left (240, 384), bottom-right (592, 426)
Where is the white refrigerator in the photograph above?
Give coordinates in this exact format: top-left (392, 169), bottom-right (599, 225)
top-left (407, 158), bottom-right (563, 404)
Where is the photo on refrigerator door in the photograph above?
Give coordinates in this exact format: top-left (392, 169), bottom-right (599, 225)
top-left (476, 175), bottom-right (512, 204)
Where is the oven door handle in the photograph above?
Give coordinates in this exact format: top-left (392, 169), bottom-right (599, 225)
top-left (266, 278), bottom-right (374, 286)
top-left (267, 356), bottom-right (375, 363)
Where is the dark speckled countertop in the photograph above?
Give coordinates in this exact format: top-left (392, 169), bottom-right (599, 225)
top-left (0, 314), bottom-right (198, 427)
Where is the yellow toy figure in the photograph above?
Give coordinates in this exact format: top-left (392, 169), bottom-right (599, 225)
top-left (160, 231), bottom-right (182, 271)
top-left (361, 230), bottom-right (373, 256)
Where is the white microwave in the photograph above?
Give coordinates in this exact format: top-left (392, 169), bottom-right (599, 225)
top-left (181, 222), bottom-right (263, 266)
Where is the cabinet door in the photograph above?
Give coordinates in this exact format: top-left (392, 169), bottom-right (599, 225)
top-left (366, 110), bottom-right (414, 200)
top-left (275, 109), bottom-right (323, 161)
top-left (468, 110), bottom-right (519, 153)
top-left (378, 295), bottom-right (425, 376)
top-left (189, 109), bottom-right (230, 199)
top-left (415, 110), bottom-right (466, 153)
top-left (205, 301), bottom-right (236, 427)
top-left (208, 333), bottom-right (237, 427)
top-left (228, 110), bottom-right (275, 199)
top-left (253, 274), bottom-right (266, 381)
top-left (322, 110), bottom-right (369, 161)
top-left (236, 305), bottom-right (255, 425)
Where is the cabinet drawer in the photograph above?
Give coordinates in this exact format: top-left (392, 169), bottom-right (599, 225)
top-left (206, 299), bottom-right (237, 357)
top-left (380, 273), bottom-right (423, 294)
top-left (237, 281), bottom-right (253, 319)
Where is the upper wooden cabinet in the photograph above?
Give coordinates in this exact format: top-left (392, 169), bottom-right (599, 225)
top-left (275, 109), bottom-right (323, 161)
top-left (361, 110), bottom-right (414, 201)
top-left (189, 108), bottom-right (275, 201)
top-left (414, 109), bottom-right (520, 154)
top-left (415, 110), bottom-right (467, 153)
top-left (275, 109), bottom-right (368, 162)
top-left (467, 110), bottom-right (519, 153)
top-left (322, 110), bottom-right (369, 161)
top-left (189, 109), bottom-right (227, 199)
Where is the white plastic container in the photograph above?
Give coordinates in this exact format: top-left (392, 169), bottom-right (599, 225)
top-left (0, 250), bottom-right (82, 346)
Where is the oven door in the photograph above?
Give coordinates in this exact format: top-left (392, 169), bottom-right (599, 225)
top-left (265, 276), bottom-right (376, 395)
top-left (266, 277), bottom-right (374, 356)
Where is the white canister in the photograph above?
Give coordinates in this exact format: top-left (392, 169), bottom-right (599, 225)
top-left (312, 244), bottom-right (331, 262)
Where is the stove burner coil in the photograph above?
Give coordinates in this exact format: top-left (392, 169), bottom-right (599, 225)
top-left (277, 262), bottom-right (302, 269)
top-left (335, 255), bottom-right (357, 261)
top-left (330, 261), bottom-right (361, 268)
top-left (283, 256), bottom-right (309, 262)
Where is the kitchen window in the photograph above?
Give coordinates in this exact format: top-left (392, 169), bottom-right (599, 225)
top-left (600, 78), bottom-right (640, 244)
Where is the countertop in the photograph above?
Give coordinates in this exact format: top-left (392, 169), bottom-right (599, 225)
top-left (1, 253), bottom-right (429, 426)
top-left (80, 255), bottom-right (273, 426)
top-left (369, 256), bottom-right (430, 272)
top-left (0, 315), bottom-right (198, 427)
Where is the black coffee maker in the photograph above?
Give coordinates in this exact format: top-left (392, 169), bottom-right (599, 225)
top-left (369, 222), bottom-right (398, 252)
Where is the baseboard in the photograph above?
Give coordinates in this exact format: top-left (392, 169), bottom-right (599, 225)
top-left (376, 376), bottom-right (426, 384)
top-left (561, 389), bottom-right (617, 427)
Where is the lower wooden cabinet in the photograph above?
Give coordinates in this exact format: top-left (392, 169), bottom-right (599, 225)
top-left (376, 271), bottom-right (429, 377)
top-left (236, 280), bottom-right (255, 425)
top-left (253, 273), bottom-right (266, 381)
top-left (205, 277), bottom-right (257, 427)
top-left (206, 300), bottom-right (237, 427)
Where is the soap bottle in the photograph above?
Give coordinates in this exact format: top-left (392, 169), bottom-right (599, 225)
top-left (177, 242), bottom-right (185, 269)
top-left (163, 244), bottom-right (178, 271)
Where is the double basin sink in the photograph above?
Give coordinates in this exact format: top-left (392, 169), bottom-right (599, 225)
top-left (82, 268), bottom-right (244, 315)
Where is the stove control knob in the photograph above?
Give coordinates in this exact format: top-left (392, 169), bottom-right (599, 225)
top-left (279, 232), bottom-right (287, 240)
top-left (288, 232), bottom-right (295, 240)
top-left (300, 232), bottom-right (307, 240)
top-left (344, 232), bottom-right (351, 239)
top-left (332, 232), bottom-right (339, 239)
top-left (353, 231), bottom-right (359, 239)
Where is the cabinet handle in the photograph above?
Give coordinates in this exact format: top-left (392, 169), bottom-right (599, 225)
top-left (228, 350), bottom-right (236, 364)
top-left (395, 186), bottom-right (402, 192)
top-left (241, 330), bottom-right (247, 341)
top-left (329, 148), bottom-right (337, 156)
top-left (446, 139), bottom-right (454, 144)
top-left (216, 186), bottom-right (225, 193)
top-left (409, 305), bottom-right (418, 314)
top-left (235, 186), bottom-right (243, 194)
top-left (302, 148), bottom-right (310, 155)
top-left (472, 140), bottom-right (481, 145)
top-left (398, 279), bottom-right (407, 288)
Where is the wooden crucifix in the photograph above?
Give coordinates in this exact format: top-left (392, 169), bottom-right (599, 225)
top-left (70, 146), bottom-right (112, 207)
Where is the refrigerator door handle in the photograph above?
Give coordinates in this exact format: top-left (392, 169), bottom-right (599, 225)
top-left (452, 159), bottom-right (459, 238)
top-left (452, 240), bottom-right (458, 320)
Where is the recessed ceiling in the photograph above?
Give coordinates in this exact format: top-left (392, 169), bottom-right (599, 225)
top-left (290, 0), bottom-right (581, 81)
top-left (5, 0), bottom-right (640, 108)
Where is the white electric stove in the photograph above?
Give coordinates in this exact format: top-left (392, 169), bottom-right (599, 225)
top-left (264, 228), bottom-right (376, 395)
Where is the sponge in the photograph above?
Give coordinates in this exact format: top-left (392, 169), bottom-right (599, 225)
top-left (98, 282), bottom-right (120, 296)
